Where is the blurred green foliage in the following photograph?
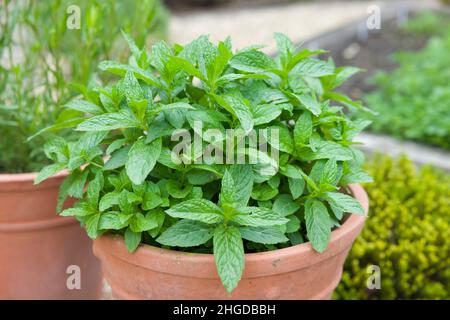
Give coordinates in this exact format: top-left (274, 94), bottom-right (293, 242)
top-left (364, 12), bottom-right (450, 149)
top-left (335, 155), bottom-right (450, 299)
top-left (0, 0), bottom-right (168, 173)
top-left (401, 11), bottom-right (449, 35)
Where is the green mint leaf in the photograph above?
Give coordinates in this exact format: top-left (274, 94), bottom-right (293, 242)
top-left (293, 94), bottom-right (321, 116)
top-left (34, 163), bottom-right (66, 185)
top-left (76, 110), bottom-right (140, 131)
top-left (85, 213), bottom-right (101, 239)
top-left (98, 212), bottom-right (132, 230)
top-left (251, 103), bottom-right (284, 126)
top-left (298, 141), bottom-right (353, 161)
top-left (99, 60), bottom-right (162, 88)
top-left (250, 183), bottom-right (279, 201)
top-left (130, 212), bottom-right (159, 232)
top-left (126, 138), bottom-right (162, 185)
top-left (288, 177), bottom-right (305, 200)
top-left (232, 207), bottom-right (288, 227)
top-left (165, 199), bottom-right (224, 224)
top-left (294, 112), bottom-right (313, 149)
top-left (229, 49), bottom-right (275, 73)
top-left (60, 207), bottom-right (91, 217)
top-left (290, 58), bottom-right (334, 77)
top-left (124, 227), bottom-right (142, 252)
top-left (65, 100), bottom-right (103, 115)
top-left (166, 180), bottom-right (193, 199)
top-left (104, 145), bottom-right (131, 171)
top-left (213, 225), bottom-right (245, 293)
top-left (272, 194), bottom-right (301, 216)
top-left (87, 172), bottom-right (104, 207)
top-left (157, 220), bottom-right (215, 247)
top-left (142, 192), bottom-right (163, 210)
top-left (324, 192), bottom-right (365, 215)
top-left (99, 191), bottom-right (121, 212)
top-left (228, 164), bottom-right (253, 207)
top-left (305, 199), bottom-right (331, 253)
top-left (215, 94), bottom-right (254, 135)
top-left (321, 158), bottom-right (338, 185)
top-left (274, 32), bottom-right (294, 70)
top-left (285, 215), bottom-right (301, 233)
top-left (239, 226), bottom-right (288, 244)
top-left (220, 170), bottom-right (236, 205)
top-left (263, 125), bottom-right (294, 154)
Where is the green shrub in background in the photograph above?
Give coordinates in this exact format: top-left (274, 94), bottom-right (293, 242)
top-left (0, 0), bottom-right (168, 173)
top-left (335, 155), bottom-right (450, 299)
top-left (364, 13), bottom-right (450, 150)
top-left (401, 11), bottom-right (449, 35)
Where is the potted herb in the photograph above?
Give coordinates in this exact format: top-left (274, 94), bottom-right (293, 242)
top-left (0, 0), bottom-right (167, 299)
top-left (38, 33), bottom-right (372, 299)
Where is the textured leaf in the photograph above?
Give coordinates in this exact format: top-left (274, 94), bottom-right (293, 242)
top-left (76, 110), bottom-right (140, 131)
top-left (325, 192), bottom-right (365, 215)
top-left (228, 165), bottom-right (253, 207)
top-left (130, 213), bottom-right (159, 232)
top-left (215, 94), bottom-right (254, 134)
top-left (166, 180), bottom-right (193, 199)
top-left (124, 228), bottom-right (142, 252)
top-left (272, 194), bottom-right (301, 216)
top-left (288, 177), bottom-right (305, 200)
top-left (290, 58), bottom-right (334, 77)
top-left (321, 158), bottom-right (338, 185)
top-left (34, 163), bottom-right (66, 185)
top-left (285, 215), bottom-right (301, 233)
top-left (294, 94), bottom-right (321, 116)
top-left (103, 145), bottom-right (131, 171)
top-left (65, 100), bottom-right (103, 115)
top-left (85, 213), bottom-right (101, 239)
top-left (305, 199), bottom-right (331, 253)
top-left (125, 138), bottom-right (162, 185)
top-left (213, 225), bottom-right (245, 293)
top-left (239, 226), bottom-right (288, 244)
top-left (233, 207), bottom-right (288, 227)
top-left (294, 112), bottom-right (313, 148)
top-left (298, 141), bottom-right (353, 161)
top-left (99, 191), bottom-right (121, 212)
top-left (230, 50), bottom-right (275, 73)
top-left (98, 211), bottom-right (132, 230)
top-left (157, 220), bottom-right (215, 247)
top-left (165, 199), bottom-right (224, 224)
top-left (220, 170), bottom-right (236, 205)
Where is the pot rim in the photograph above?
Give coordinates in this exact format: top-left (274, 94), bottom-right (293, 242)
top-left (94, 184), bottom-right (368, 278)
top-left (0, 170), bottom-right (68, 191)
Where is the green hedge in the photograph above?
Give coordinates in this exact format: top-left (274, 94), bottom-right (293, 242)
top-left (335, 155), bottom-right (450, 299)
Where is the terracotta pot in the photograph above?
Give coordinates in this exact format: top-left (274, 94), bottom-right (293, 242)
top-left (94, 184), bottom-right (368, 300)
top-left (0, 171), bottom-right (102, 299)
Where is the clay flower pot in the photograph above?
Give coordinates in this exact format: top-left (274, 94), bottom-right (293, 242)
top-left (93, 184), bottom-right (368, 300)
top-left (0, 172), bottom-right (102, 299)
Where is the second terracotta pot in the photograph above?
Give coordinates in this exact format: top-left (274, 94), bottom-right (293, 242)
top-left (0, 172), bottom-right (102, 299)
top-left (94, 184), bottom-right (368, 300)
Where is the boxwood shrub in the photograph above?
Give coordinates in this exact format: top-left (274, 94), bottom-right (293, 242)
top-left (335, 155), bottom-right (450, 299)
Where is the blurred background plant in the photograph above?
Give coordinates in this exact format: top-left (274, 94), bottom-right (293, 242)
top-left (362, 11), bottom-right (450, 150)
top-left (335, 155), bottom-right (450, 299)
top-left (0, 0), bottom-right (168, 173)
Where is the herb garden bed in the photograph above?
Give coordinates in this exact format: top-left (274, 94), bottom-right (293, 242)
top-left (302, 6), bottom-right (450, 170)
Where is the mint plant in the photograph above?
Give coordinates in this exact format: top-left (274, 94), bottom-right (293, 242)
top-left (37, 33), bottom-right (372, 292)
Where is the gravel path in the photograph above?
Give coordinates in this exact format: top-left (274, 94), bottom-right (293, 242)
top-left (169, 0), bottom-right (441, 52)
